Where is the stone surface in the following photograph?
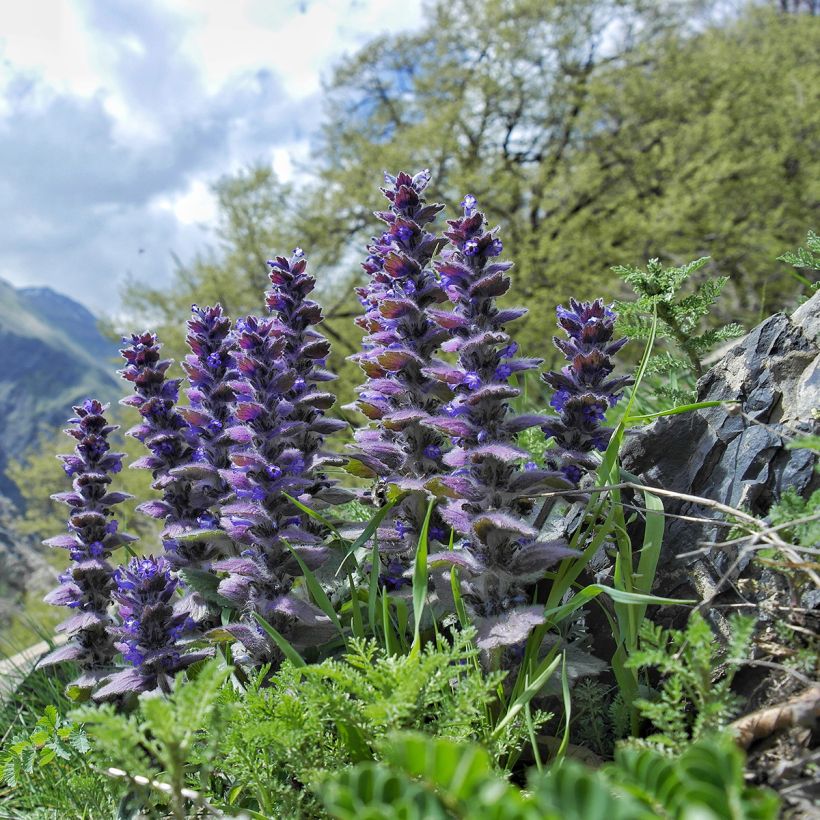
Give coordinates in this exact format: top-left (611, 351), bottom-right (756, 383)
top-left (620, 291), bottom-right (819, 603)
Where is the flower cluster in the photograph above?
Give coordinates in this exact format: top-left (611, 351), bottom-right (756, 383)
top-left (265, 250), bottom-right (348, 478)
top-left (181, 303), bottom-right (236, 483)
top-left (351, 170), bottom-right (449, 478)
top-left (348, 171), bottom-right (452, 556)
top-left (94, 556), bottom-right (211, 699)
top-left (120, 332), bottom-right (226, 572)
top-left (214, 251), bottom-right (346, 663)
top-left (37, 400), bottom-right (137, 688)
top-left (541, 299), bottom-right (633, 483)
top-left (37, 169), bottom-right (636, 694)
top-left (423, 196), bottom-right (575, 652)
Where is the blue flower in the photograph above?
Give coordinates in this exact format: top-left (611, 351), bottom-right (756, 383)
top-left (460, 194), bottom-right (477, 216)
top-left (423, 444), bottom-right (442, 460)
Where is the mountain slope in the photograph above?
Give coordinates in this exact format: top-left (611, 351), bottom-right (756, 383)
top-left (0, 278), bottom-right (121, 502)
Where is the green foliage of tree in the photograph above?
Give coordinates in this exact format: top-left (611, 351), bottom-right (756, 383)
top-left (309, 0), bottom-right (819, 369)
top-left (117, 3), bottom-right (819, 409)
top-left (120, 165), bottom-right (365, 415)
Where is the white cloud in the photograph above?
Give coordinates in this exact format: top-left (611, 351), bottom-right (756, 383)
top-left (0, 1), bottom-right (100, 97)
top-left (0, 0), bottom-right (424, 313)
top-left (152, 178), bottom-right (219, 226)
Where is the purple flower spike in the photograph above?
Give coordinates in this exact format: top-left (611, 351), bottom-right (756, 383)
top-left (422, 198), bottom-right (574, 652)
top-left (37, 400), bottom-right (138, 689)
top-left (541, 299), bottom-right (633, 482)
top-left (264, 249), bottom-right (348, 465)
top-left (348, 169), bottom-right (453, 565)
top-left (212, 550), bottom-right (335, 667)
top-left (94, 556), bottom-right (211, 699)
top-left (213, 249), bottom-right (350, 670)
top-left (120, 331), bottom-right (230, 575)
top-left (350, 169), bottom-right (450, 480)
top-left (120, 332), bottom-right (193, 477)
top-left (182, 304), bottom-right (236, 479)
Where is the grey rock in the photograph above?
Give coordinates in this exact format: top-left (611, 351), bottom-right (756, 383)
top-left (620, 291), bottom-right (819, 602)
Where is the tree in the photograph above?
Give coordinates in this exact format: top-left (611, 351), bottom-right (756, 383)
top-left (307, 0), bottom-right (818, 365)
top-left (119, 0), bottom-right (819, 397)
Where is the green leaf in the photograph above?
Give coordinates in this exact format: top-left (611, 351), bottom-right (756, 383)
top-left (531, 759), bottom-right (652, 820)
top-left (283, 538), bottom-right (345, 641)
top-left (318, 762), bottom-right (449, 819)
top-left (411, 499), bottom-right (435, 655)
top-left (380, 592), bottom-right (399, 656)
top-left (178, 567), bottom-right (235, 609)
top-left (382, 731), bottom-right (494, 805)
top-left (493, 653), bottom-right (561, 739)
top-left (348, 573), bottom-right (366, 639)
top-left (336, 496), bottom-right (401, 578)
top-left (543, 584), bottom-right (693, 628)
top-left (626, 400), bottom-right (738, 424)
top-left (283, 492), bottom-right (343, 542)
top-left (368, 535), bottom-right (380, 638)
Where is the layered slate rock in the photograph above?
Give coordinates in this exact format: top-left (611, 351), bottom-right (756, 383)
top-left (620, 290), bottom-right (819, 603)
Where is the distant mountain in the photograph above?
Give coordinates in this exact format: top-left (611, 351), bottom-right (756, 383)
top-left (0, 279), bottom-right (121, 502)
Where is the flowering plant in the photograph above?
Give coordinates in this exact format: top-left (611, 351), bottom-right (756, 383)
top-left (37, 400), bottom-right (136, 689)
top-left (37, 169), bottom-right (632, 696)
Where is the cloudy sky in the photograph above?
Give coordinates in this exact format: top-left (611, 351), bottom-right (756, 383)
top-left (0, 0), bottom-right (422, 314)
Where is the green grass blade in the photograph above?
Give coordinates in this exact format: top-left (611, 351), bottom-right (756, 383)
top-left (380, 592), bottom-right (399, 656)
top-left (631, 473), bottom-right (665, 627)
top-left (492, 653), bottom-right (561, 739)
top-left (347, 573), bottom-right (366, 640)
top-left (411, 499), bottom-right (435, 655)
top-left (450, 567), bottom-right (471, 632)
top-left (335, 496), bottom-right (400, 578)
top-left (368, 536), bottom-right (380, 638)
top-left (556, 651), bottom-right (571, 763)
top-left (524, 701), bottom-right (543, 773)
top-left (625, 400), bottom-right (738, 424)
top-left (394, 597), bottom-right (409, 653)
top-left (542, 584), bottom-right (692, 627)
top-left (283, 492), bottom-right (342, 541)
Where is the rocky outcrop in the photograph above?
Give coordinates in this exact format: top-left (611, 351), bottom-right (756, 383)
top-left (620, 291), bottom-right (819, 604)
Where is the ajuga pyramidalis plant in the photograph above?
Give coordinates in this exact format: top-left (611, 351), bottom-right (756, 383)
top-left (179, 303), bottom-right (237, 509)
top-left (347, 171), bottom-right (457, 595)
top-left (264, 249), bottom-right (349, 485)
top-left (214, 250), bottom-right (345, 666)
top-left (423, 196), bottom-right (575, 652)
top-left (541, 299), bottom-right (632, 484)
top-left (37, 400), bottom-right (137, 688)
top-left (120, 332), bottom-right (229, 575)
top-left (94, 555), bottom-right (212, 699)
